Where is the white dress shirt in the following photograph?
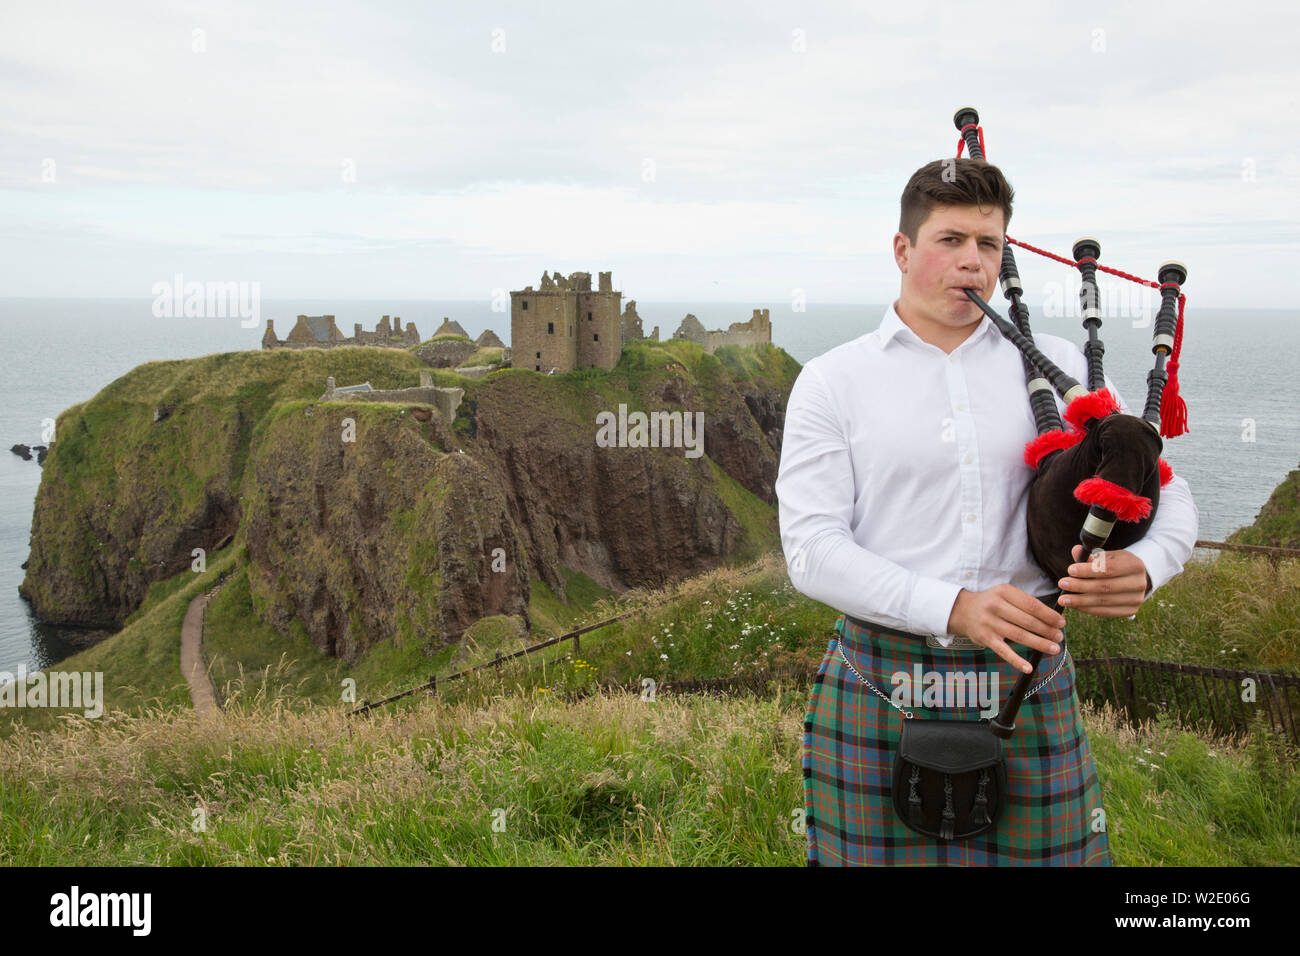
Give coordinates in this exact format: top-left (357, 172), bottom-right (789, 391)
top-left (776, 300), bottom-right (1200, 641)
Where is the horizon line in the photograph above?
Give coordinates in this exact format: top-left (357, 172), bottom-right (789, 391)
top-left (0, 295), bottom-right (1259, 311)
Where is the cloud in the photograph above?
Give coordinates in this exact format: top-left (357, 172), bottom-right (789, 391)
top-left (0, 0), bottom-right (1296, 304)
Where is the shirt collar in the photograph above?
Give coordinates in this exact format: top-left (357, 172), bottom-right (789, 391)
top-left (877, 299), bottom-right (997, 353)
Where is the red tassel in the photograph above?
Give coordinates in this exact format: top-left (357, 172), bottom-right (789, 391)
top-left (1064, 388), bottom-right (1121, 430)
top-left (1074, 476), bottom-right (1152, 522)
top-left (1160, 360), bottom-right (1188, 438)
top-left (1024, 427), bottom-right (1085, 470)
top-left (1159, 296), bottom-right (1189, 438)
top-left (1158, 458), bottom-right (1173, 488)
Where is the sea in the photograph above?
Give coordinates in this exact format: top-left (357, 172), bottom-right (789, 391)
top-left (1, 297), bottom-right (1296, 676)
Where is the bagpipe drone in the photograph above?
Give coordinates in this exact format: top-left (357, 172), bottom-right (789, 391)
top-left (948, 107), bottom-right (1190, 737)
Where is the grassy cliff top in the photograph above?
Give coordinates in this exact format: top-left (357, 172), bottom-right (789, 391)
top-left (1229, 465), bottom-right (1300, 550)
top-left (90, 345), bottom-right (437, 407)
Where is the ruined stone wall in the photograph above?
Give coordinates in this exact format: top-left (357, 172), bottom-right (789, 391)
top-left (673, 309), bottom-right (771, 354)
top-left (263, 315), bottom-right (419, 350)
top-left (321, 374), bottom-right (465, 423)
top-left (265, 340), bottom-right (354, 351)
top-left (707, 309), bottom-right (771, 352)
top-left (354, 316), bottom-right (420, 348)
top-left (621, 299), bottom-right (661, 342)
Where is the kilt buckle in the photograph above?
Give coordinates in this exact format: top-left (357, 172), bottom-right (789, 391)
top-left (926, 634), bottom-right (981, 650)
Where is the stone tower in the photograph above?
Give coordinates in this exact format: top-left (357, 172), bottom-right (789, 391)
top-left (510, 269), bottom-right (622, 373)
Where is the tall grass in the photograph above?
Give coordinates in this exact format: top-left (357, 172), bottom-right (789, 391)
top-left (1, 671), bottom-right (1294, 865)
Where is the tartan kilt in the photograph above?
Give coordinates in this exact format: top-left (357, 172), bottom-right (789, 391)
top-left (802, 615), bottom-right (1112, 866)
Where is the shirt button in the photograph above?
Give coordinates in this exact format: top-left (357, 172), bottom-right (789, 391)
top-left (965, 571), bottom-right (974, 579)
top-left (955, 402), bottom-right (967, 412)
top-left (964, 454), bottom-right (973, 464)
top-left (966, 513), bottom-right (976, 522)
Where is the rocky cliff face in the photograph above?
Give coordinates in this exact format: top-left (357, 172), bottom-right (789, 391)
top-left (19, 400), bottom-right (245, 628)
top-left (21, 342), bottom-right (798, 657)
top-left (461, 359), bottom-right (790, 600)
top-left (241, 402), bottom-right (530, 659)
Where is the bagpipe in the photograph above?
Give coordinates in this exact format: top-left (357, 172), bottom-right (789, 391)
top-left (948, 107), bottom-right (1190, 737)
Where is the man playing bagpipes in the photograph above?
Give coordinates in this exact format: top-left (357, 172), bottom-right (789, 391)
top-left (777, 153), bottom-right (1199, 865)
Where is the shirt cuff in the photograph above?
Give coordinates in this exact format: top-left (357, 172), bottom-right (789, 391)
top-left (908, 575), bottom-right (965, 639)
top-left (1123, 539), bottom-right (1174, 599)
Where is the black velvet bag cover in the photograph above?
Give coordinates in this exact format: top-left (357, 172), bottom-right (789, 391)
top-left (1027, 413), bottom-right (1163, 583)
top-left (891, 717), bottom-right (1009, 841)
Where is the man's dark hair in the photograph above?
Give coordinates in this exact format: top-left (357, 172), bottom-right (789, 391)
top-left (899, 158), bottom-right (1014, 246)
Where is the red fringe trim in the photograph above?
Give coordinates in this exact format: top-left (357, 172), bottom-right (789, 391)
top-left (1074, 476), bottom-right (1152, 522)
top-left (1064, 388), bottom-right (1121, 430)
top-left (1158, 458), bottom-right (1173, 487)
top-left (1024, 427), bottom-right (1085, 470)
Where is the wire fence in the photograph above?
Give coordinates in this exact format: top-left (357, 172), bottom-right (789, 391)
top-left (345, 604), bottom-right (650, 717)
top-left (1073, 655), bottom-right (1300, 746)
top-left (346, 539), bottom-right (1300, 748)
top-left (1191, 538), bottom-right (1300, 565)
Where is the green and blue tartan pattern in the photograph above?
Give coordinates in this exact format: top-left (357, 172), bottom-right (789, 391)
top-left (802, 615), bottom-right (1112, 866)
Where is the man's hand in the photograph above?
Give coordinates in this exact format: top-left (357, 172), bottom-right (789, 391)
top-left (1057, 545), bottom-right (1150, 618)
top-left (947, 584), bottom-right (1065, 674)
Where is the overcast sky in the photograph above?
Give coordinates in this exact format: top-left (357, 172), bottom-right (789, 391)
top-left (1, 0), bottom-right (1297, 307)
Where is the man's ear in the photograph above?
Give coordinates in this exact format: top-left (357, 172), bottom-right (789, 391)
top-left (893, 232), bottom-right (910, 273)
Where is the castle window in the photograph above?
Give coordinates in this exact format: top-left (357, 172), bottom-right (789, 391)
top-left (536, 351), bottom-right (541, 359)
top-left (587, 311), bottom-right (592, 320)
top-left (547, 322), bottom-right (553, 334)
top-left (522, 301), bottom-right (528, 311)
top-left (593, 333), bottom-right (599, 341)
top-left (535, 365), bottom-right (540, 371)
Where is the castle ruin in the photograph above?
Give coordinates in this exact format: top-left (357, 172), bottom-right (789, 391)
top-left (510, 270), bottom-right (771, 374)
top-left (258, 273), bottom-right (772, 374)
top-left (262, 315), bottom-right (421, 350)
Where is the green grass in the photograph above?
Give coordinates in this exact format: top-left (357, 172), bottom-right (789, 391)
top-left (1, 651), bottom-right (1293, 865)
top-left (1062, 552), bottom-right (1300, 672)
top-left (461, 346), bottom-right (505, 367)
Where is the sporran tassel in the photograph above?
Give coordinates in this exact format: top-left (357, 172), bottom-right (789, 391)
top-left (908, 765), bottom-right (924, 826)
top-left (940, 773), bottom-right (956, 840)
top-left (970, 768), bottom-right (991, 827)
